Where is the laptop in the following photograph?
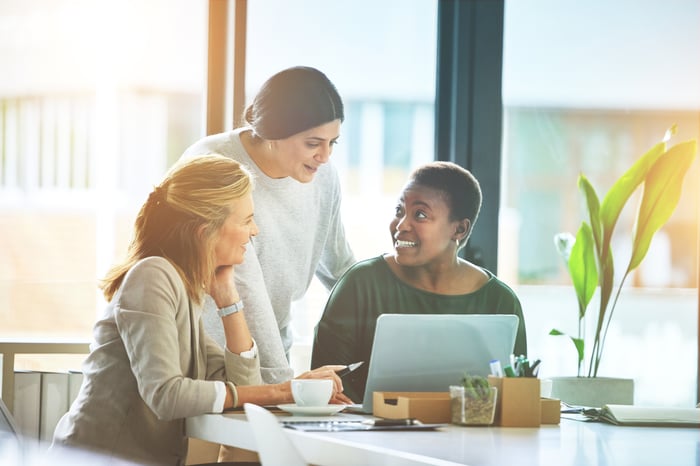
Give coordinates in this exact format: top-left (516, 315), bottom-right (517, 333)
top-left (354, 313), bottom-right (519, 413)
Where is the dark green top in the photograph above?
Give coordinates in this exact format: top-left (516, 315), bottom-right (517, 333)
top-left (311, 255), bottom-right (528, 402)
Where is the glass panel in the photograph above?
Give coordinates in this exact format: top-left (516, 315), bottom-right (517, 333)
top-left (246, 0), bottom-right (438, 371)
top-left (0, 0), bottom-right (206, 371)
top-left (502, 0), bottom-right (699, 406)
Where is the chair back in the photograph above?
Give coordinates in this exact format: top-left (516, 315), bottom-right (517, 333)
top-left (0, 398), bottom-right (22, 461)
top-left (243, 403), bottom-right (307, 466)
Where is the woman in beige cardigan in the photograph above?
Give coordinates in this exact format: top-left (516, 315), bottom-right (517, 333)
top-left (51, 154), bottom-right (349, 465)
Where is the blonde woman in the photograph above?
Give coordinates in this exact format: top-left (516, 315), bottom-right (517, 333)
top-left (51, 155), bottom-right (347, 465)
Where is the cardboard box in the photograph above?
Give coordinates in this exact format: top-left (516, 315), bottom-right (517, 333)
top-left (488, 376), bottom-right (541, 427)
top-left (540, 397), bottom-right (561, 425)
top-left (372, 392), bottom-right (451, 424)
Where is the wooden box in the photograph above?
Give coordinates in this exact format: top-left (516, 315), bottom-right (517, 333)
top-left (372, 391), bottom-right (451, 424)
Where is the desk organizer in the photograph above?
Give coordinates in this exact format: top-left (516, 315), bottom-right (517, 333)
top-left (540, 397), bottom-right (561, 424)
top-left (487, 376), bottom-right (541, 427)
top-left (373, 391), bottom-right (451, 423)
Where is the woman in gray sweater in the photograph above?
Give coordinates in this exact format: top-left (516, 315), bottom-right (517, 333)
top-left (51, 154), bottom-right (347, 465)
top-left (182, 67), bottom-right (356, 383)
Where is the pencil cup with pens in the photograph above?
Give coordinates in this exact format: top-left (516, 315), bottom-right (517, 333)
top-left (487, 355), bottom-right (543, 427)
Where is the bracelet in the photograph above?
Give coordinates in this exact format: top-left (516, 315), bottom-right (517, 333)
top-left (217, 300), bottom-right (244, 318)
top-left (226, 381), bottom-right (239, 409)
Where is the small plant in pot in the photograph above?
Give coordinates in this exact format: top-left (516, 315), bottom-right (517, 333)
top-left (450, 374), bottom-right (497, 425)
top-left (550, 126), bottom-right (697, 406)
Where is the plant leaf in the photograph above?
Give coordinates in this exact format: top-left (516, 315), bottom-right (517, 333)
top-left (578, 176), bottom-right (602, 254)
top-left (599, 141), bottom-right (666, 253)
top-left (571, 337), bottom-right (585, 367)
top-left (549, 329), bottom-right (585, 376)
top-left (628, 140), bottom-right (698, 271)
top-left (568, 222), bottom-right (598, 319)
top-left (663, 123), bottom-right (678, 142)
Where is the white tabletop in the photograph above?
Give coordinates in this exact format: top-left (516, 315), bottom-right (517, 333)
top-left (186, 411), bottom-right (700, 466)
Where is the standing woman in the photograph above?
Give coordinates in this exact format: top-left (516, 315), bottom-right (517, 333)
top-left (182, 66), bottom-right (356, 383)
top-left (51, 155), bottom-right (346, 465)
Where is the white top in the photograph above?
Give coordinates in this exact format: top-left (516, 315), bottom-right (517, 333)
top-left (182, 128), bottom-right (355, 382)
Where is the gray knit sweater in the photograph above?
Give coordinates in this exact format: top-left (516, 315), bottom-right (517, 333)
top-left (182, 128), bottom-right (355, 383)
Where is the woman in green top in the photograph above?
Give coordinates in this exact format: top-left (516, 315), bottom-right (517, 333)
top-left (311, 161), bottom-right (527, 403)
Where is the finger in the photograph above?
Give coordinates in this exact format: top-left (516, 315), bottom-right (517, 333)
top-left (331, 393), bottom-right (354, 405)
top-left (298, 368), bottom-right (345, 392)
top-left (332, 374), bottom-right (344, 394)
top-left (319, 365), bottom-right (347, 372)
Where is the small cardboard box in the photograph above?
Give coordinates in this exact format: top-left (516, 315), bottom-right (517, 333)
top-left (540, 397), bottom-right (561, 425)
top-left (372, 392), bottom-right (451, 424)
top-left (487, 376), bottom-right (541, 427)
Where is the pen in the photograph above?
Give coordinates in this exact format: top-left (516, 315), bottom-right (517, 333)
top-left (489, 359), bottom-right (504, 377)
top-left (371, 418), bottom-right (421, 427)
top-left (336, 361), bottom-right (364, 378)
top-left (503, 365), bottom-right (516, 377)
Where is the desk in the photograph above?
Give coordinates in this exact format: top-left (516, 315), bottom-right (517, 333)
top-left (186, 412), bottom-right (700, 466)
top-left (0, 338), bottom-right (90, 411)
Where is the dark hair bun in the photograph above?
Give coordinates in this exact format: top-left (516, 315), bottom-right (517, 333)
top-left (246, 66), bottom-right (344, 140)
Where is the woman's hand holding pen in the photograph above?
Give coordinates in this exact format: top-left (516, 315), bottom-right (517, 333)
top-left (296, 365), bottom-right (353, 404)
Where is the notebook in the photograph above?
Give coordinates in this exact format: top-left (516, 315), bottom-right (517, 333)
top-left (353, 313), bottom-right (519, 413)
top-left (583, 404), bottom-right (700, 427)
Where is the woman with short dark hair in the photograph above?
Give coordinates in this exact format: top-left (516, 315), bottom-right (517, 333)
top-left (311, 161), bottom-right (527, 403)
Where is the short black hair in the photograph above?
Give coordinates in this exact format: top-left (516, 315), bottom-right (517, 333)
top-left (408, 161), bottom-right (482, 227)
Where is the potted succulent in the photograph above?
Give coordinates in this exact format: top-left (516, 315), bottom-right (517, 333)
top-left (450, 374), bottom-right (497, 425)
top-left (550, 126), bottom-right (697, 407)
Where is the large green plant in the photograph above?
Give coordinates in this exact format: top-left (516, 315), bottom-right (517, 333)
top-left (551, 127), bottom-right (697, 377)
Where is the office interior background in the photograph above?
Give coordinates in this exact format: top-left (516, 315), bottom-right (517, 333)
top-left (1, 0), bottom-right (699, 407)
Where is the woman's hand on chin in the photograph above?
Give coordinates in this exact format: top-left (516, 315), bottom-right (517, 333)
top-left (208, 265), bottom-right (240, 307)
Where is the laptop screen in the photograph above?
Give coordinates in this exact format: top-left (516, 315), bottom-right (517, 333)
top-left (360, 313), bottom-right (519, 413)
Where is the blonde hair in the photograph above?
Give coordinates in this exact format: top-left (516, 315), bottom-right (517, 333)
top-left (100, 154), bottom-right (253, 304)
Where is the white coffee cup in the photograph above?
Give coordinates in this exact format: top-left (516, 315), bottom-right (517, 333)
top-left (291, 379), bottom-right (333, 407)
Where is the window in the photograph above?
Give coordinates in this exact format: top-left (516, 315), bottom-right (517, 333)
top-left (0, 0), bottom-right (207, 371)
top-left (501, 0), bottom-right (699, 406)
top-left (245, 0), bottom-right (438, 370)
top-left (4, 0), bottom-right (696, 408)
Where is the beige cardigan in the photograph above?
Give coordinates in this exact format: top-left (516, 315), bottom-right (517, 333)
top-left (52, 257), bottom-right (262, 465)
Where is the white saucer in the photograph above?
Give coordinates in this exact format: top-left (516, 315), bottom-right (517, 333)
top-left (277, 404), bottom-right (346, 416)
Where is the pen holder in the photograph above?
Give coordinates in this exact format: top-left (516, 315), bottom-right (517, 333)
top-left (449, 385), bottom-right (497, 426)
top-left (487, 376), bottom-right (541, 427)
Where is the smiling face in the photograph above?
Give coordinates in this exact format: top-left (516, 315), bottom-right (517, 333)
top-left (389, 182), bottom-right (467, 267)
top-left (212, 193), bottom-right (259, 267)
top-left (268, 119), bottom-right (341, 183)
